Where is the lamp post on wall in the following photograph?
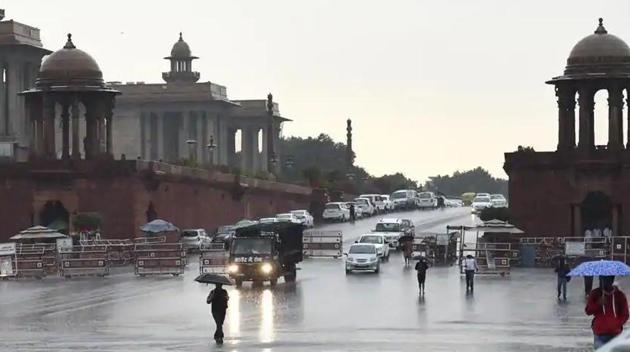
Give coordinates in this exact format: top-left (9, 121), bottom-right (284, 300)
top-left (206, 135), bottom-right (216, 167)
top-left (186, 139), bottom-right (197, 164)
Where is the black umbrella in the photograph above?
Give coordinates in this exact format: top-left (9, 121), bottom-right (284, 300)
top-left (194, 273), bottom-right (233, 285)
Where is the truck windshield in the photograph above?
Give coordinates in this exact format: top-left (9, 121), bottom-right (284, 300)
top-left (232, 238), bottom-right (272, 255)
top-left (375, 223), bottom-right (401, 232)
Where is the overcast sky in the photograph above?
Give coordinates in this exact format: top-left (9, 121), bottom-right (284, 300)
top-left (4, 0), bottom-right (630, 182)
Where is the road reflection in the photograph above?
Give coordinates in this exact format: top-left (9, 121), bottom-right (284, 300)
top-left (260, 289), bottom-right (275, 343)
top-left (228, 289), bottom-right (240, 335)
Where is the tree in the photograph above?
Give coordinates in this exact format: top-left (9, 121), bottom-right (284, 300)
top-left (424, 167), bottom-right (508, 197)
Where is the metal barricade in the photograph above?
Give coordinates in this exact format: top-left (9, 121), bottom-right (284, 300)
top-left (134, 242), bottom-right (186, 276)
top-left (303, 230), bottom-right (343, 258)
top-left (81, 239), bottom-right (135, 266)
top-left (199, 243), bottom-right (228, 274)
top-left (15, 245), bottom-right (45, 279)
top-left (59, 245), bottom-right (109, 278)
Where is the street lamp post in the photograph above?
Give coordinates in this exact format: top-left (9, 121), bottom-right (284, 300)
top-left (206, 135), bottom-right (217, 167)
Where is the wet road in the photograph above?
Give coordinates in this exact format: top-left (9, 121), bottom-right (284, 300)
top-left (0, 207), bottom-right (600, 351)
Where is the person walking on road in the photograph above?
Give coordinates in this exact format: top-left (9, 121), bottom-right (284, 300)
top-left (415, 256), bottom-right (429, 295)
top-left (349, 203), bottom-right (356, 223)
top-left (402, 239), bottom-right (413, 266)
top-left (464, 254), bottom-right (479, 292)
top-left (586, 275), bottom-right (629, 349)
top-left (554, 259), bottom-right (570, 300)
top-left (207, 283), bottom-right (229, 344)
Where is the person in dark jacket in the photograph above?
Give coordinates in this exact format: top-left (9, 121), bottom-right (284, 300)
top-left (554, 259), bottom-right (570, 300)
top-left (586, 276), bottom-right (629, 349)
top-left (207, 283), bottom-right (229, 344)
top-left (415, 257), bottom-right (429, 295)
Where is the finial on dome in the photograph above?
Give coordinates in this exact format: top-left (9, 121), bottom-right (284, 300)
top-left (595, 18), bottom-right (608, 35)
top-left (179, 32), bottom-right (183, 41)
top-left (64, 33), bottom-right (76, 49)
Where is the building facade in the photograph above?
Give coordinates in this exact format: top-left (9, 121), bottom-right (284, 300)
top-left (110, 33), bottom-right (288, 175)
top-left (0, 10), bottom-right (50, 161)
top-left (504, 19), bottom-right (630, 237)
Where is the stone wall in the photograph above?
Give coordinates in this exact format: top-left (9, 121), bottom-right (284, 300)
top-left (0, 160), bottom-right (312, 241)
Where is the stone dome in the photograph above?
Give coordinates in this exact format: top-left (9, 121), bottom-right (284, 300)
top-left (36, 34), bottom-right (104, 88)
top-left (564, 18), bottom-right (630, 77)
top-left (169, 32), bottom-right (193, 58)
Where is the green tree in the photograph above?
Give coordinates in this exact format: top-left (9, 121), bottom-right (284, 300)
top-left (424, 167), bottom-right (508, 197)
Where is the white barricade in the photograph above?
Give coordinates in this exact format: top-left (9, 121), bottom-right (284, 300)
top-left (303, 230), bottom-right (343, 258)
top-left (0, 243), bottom-right (17, 278)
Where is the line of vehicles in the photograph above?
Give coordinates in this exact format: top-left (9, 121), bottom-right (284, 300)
top-left (323, 190), bottom-right (464, 222)
top-left (470, 193), bottom-right (508, 213)
top-left (345, 217), bottom-right (415, 274)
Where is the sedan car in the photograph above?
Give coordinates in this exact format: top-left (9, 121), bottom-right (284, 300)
top-left (490, 194), bottom-right (508, 208)
top-left (345, 243), bottom-right (380, 274)
top-left (471, 196), bottom-right (493, 213)
top-left (322, 202), bottom-right (350, 222)
top-left (290, 209), bottom-right (314, 227)
top-left (259, 217), bottom-right (278, 224)
top-left (276, 213), bottom-right (301, 224)
top-left (358, 233), bottom-right (390, 260)
top-left (181, 228), bottom-right (211, 252)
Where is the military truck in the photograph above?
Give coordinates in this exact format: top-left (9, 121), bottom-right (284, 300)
top-left (227, 222), bottom-right (304, 287)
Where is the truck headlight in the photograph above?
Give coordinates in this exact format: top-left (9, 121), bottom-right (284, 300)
top-left (260, 263), bottom-right (273, 274)
top-left (228, 264), bottom-right (239, 273)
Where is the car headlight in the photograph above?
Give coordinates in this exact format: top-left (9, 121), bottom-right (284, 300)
top-left (260, 263), bottom-right (273, 274)
top-left (369, 257), bottom-right (378, 263)
top-left (228, 264), bottom-right (239, 273)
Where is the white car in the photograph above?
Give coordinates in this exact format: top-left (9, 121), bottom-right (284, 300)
top-left (323, 202), bottom-right (350, 222)
top-left (276, 213), bottom-right (301, 224)
top-left (259, 217), bottom-right (278, 224)
top-left (381, 195), bottom-right (394, 212)
top-left (358, 233), bottom-right (390, 260)
top-left (290, 210), bottom-right (314, 227)
top-left (390, 189), bottom-right (418, 210)
top-left (354, 197), bottom-right (375, 217)
top-left (373, 218), bottom-right (406, 249)
top-left (360, 194), bottom-right (386, 213)
top-left (181, 228), bottom-right (211, 252)
top-left (476, 192), bottom-right (491, 198)
top-left (490, 194), bottom-right (507, 208)
top-left (417, 192), bottom-right (438, 209)
top-left (345, 243), bottom-right (380, 274)
top-left (471, 196), bottom-right (493, 213)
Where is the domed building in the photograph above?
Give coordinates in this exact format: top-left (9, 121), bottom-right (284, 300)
top-left (20, 34), bottom-right (119, 160)
top-left (505, 19), bottom-right (630, 257)
top-left (111, 32), bottom-right (289, 174)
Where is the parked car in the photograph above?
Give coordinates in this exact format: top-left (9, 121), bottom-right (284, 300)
top-left (359, 194), bottom-right (386, 213)
top-left (381, 195), bottom-right (394, 212)
top-left (212, 225), bottom-right (236, 248)
top-left (476, 192), bottom-right (491, 198)
top-left (400, 219), bottom-right (415, 237)
top-left (490, 194), bottom-right (508, 208)
top-left (417, 192), bottom-right (438, 209)
top-left (322, 202), bottom-right (350, 222)
top-left (358, 233), bottom-right (390, 260)
top-left (354, 197), bottom-right (375, 217)
top-left (390, 189), bottom-right (418, 210)
top-left (373, 218), bottom-right (406, 249)
top-left (276, 212), bottom-right (301, 224)
top-left (471, 195), bottom-right (493, 213)
top-left (290, 209), bottom-right (315, 227)
top-left (345, 243), bottom-right (380, 274)
top-left (181, 228), bottom-right (211, 252)
top-left (259, 217), bottom-right (278, 224)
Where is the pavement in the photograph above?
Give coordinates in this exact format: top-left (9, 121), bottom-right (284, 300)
top-left (0, 207), bottom-right (602, 351)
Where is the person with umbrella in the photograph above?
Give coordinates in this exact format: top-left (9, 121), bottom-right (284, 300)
top-left (569, 260), bottom-right (630, 349)
top-left (196, 273), bottom-right (231, 344)
top-left (415, 255), bottom-right (430, 295)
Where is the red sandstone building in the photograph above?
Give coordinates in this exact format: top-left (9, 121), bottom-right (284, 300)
top-left (505, 19), bottom-right (630, 237)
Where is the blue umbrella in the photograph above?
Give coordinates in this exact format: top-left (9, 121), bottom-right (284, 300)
top-left (568, 260), bottom-right (630, 277)
top-left (140, 219), bottom-right (179, 233)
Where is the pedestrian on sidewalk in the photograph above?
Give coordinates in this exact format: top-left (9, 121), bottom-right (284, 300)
top-left (207, 283), bottom-right (229, 345)
top-left (464, 254), bottom-right (478, 292)
top-left (586, 275), bottom-right (629, 349)
top-left (554, 258), bottom-right (570, 300)
top-left (415, 256), bottom-right (429, 295)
